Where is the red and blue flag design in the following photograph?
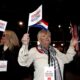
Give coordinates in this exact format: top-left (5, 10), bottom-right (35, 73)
top-left (32, 20), bottom-right (48, 30)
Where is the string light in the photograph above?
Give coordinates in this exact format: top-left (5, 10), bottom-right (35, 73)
top-left (69, 26), bottom-right (71, 29)
top-left (58, 25), bottom-right (61, 28)
top-left (18, 21), bottom-right (24, 26)
top-left (61, 43), bottom-right (64, 46)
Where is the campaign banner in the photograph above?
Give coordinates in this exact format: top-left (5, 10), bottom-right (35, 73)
top-left (0, 20), bottom-right (7, 32)
top-left (28, 5), bottom-right (42, 26)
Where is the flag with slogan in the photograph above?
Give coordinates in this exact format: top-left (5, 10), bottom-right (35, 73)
top-left (0, 20), bottom-right (7, 32)
top-left (28, 5), bottom-right (42, 26)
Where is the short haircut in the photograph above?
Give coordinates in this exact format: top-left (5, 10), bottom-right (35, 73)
top-left (37, 29), bottom-right (51, 40)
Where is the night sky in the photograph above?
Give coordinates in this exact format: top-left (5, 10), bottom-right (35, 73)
top-left (0, 0), bottom-right (80, 43)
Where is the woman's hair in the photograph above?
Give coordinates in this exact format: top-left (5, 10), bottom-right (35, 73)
top-left (37, 29), bottom-right (51, 40)
top-left (4, 30), bottom-right (20, 50)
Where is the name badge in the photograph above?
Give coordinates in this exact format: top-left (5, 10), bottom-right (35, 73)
top-left (44, 66), bottom-right (55, 80)
top-left (0, 60), bottom-right (7, 72)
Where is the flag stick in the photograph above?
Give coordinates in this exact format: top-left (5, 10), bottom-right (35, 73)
top-left (27, 26), bottom-right (29, 33)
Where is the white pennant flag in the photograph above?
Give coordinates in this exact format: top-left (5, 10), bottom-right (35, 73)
top-left (28, 5), bottom-right (42, 27)
top-left (0, 20), bottom-right (7, 32)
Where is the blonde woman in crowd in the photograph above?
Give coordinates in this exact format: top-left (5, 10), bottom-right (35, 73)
top-left (0, 30), bottom-right (21, 80)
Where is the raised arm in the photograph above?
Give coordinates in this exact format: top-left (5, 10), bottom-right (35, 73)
top-left (55, 38), bottom-right (77, 64)
top-left (18, 33), bottom-right (34, 67)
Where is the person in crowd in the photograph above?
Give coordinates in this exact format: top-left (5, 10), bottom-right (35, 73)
top-left (0, 30), bottom-right (21, 80)
top-left (18, 29), bottom-right (77, 80)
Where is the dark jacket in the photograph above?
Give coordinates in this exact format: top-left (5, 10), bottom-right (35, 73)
top-left (0, 45), bottom-right (21, 80)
